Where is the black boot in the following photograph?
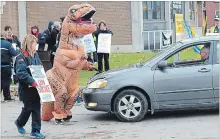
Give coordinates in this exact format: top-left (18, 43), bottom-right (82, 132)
top-left (63, 115), bottom-right (72, 122)
top-left (55, 119), bottom-right (63, 125)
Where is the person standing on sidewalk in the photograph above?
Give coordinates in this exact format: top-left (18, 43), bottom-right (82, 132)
top-left (4, 26), bottom-right (21, 49)
top-left (50, 30), bottom-right (61, 66)
top-left (14, 35), bottom-right (45, 139)
top-left (93, 20), bottom-right (113, 73)
top-left (209, 15), bottom-right (220, 33)
top-left (50, 21), bottom-right (61, 66)
top-left (0, 31), bottom-right (19, 101)
top-left (38, 21), bottom-right (54, 51)
top-left (31, 25), bottom-right (40, 38)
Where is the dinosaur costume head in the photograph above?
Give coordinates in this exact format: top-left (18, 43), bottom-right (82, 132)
top-left (67, 3), bottom-right (96, 36)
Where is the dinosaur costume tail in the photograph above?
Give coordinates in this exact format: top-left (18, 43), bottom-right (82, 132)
top-left (41, 70), bottom-right (55, 121)
top-left (41, 69), bottom-right (79, 121)
top-left (41, 70), bottom-right (68, 121)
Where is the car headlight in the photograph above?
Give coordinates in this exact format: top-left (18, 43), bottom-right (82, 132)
top-left (87, 79), bottom-right (107, 89)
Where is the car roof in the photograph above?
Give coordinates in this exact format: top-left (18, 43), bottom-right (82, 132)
top-left (179, 35), bottom-right (220, 45)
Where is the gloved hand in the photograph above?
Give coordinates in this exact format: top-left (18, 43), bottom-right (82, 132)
top-left (31, 82), bottom-right (38, 88)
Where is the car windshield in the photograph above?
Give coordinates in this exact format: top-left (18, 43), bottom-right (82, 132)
top-left (139, 42), bottom-right (181, 66)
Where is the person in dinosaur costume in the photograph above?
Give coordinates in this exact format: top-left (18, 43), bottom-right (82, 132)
top-left (41, 3), bottom-right (97, 124)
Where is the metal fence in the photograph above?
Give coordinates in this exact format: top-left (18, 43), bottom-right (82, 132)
top-left (143, 30), bottom-right (173, 51)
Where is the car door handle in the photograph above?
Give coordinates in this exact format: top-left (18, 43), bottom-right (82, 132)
top-left (198, 68), bottom-right (211, 73)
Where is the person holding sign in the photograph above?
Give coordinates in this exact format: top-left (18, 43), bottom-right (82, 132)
top-left (14, 35), bottom-right (45, 139)
top-left (93, 20), bottom-right (113, 73)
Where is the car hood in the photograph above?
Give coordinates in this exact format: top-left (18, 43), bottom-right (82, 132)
top-left (88, 63), bottom-right (144, 83)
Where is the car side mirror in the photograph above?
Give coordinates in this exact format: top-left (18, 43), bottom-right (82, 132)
top-left (157, 60), bottom-right (168, 69)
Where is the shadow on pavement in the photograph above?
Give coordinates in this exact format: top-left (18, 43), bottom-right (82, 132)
top-left (91, 112), bottom-right (119, 122)
top-left (147, 109), bottom-right (219, 119)
top-left (91, 109), bottom-right (219, 122)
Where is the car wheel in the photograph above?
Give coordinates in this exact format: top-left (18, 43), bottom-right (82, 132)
top-left (113, 89), bottom-right (148, 122)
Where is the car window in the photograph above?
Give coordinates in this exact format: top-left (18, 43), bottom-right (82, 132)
top-left (165, 42), bottom-right (211, 67)
top-left (217, 41), bottom-right (219, 64)
top-left (144, 42), bottom-right (182, 66)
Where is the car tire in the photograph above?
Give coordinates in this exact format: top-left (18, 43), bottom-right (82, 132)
top-left (113, 89), bottom-right (148, 122)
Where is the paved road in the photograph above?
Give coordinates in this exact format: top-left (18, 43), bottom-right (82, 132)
top-left (1, 99), bottom-right (219, 139)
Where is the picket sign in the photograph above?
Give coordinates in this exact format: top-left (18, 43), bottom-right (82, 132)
top-left (29, 65), bottom-right (55, 103)
top-left (81, 34), bottom-right (96, 53)
top-left (97, 33), bottom-right (112, 53)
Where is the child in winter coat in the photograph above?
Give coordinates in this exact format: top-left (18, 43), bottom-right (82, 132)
top-left (14, 34), bottom-right (45, 139)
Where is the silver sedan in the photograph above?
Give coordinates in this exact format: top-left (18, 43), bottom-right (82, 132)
top-left (82, 35), bottom-right (220, 122)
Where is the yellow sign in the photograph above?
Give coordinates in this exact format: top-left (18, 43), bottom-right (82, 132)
top-left (175, 14), bottom-right (184, 33)
top-left (202, 16), bottom-right (207, 36)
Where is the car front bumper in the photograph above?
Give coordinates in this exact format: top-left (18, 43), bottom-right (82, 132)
top-left (82, 88), bottom-right (115, 112)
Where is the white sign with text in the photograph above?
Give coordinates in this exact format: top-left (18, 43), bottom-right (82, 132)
top-left (82, 34), bottom-right (96, 53)
top-left (97, 33), bottom-right (112, 53)
top-left (29, 65), bottom-right (55, 103)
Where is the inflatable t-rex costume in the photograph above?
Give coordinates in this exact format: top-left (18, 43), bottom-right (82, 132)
top-left (41, 3), bottom-right (97, 122)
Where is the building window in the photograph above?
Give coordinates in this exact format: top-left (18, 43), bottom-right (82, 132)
top-left (143, 1), bottom-right (165, 20)
top-left (170, 1), bottom-right (185, 29)
top-left (170, 1), bottom-right (185, 21)
top-left (216, 10), bottom-right (220, 16)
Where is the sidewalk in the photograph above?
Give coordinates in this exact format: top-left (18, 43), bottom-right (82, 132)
top-left (10, 85), bottom-right (86, 89)
top-left (1, 100), bottom-right (219, 139)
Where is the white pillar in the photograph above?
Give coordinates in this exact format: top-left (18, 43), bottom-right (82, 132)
top-left (184, 1), bottom-right (190, 24)
top-left (195, 2), bottom-right (199, 27)
top-left (18, 1), bottom-right (27, 41)
top-left (131, 1), bottom-right (143, 52)
top-left (166, 1), bottom-right (172, 30)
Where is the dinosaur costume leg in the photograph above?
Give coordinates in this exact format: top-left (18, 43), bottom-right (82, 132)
top-left (53, 86), bottom-right (68, 119)
top-left (64, 87), bottom-right (80, 117)
top-left (41, 102), bottom-right (54, 121)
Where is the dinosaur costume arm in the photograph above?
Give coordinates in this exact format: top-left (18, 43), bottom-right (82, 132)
top-left (55, 55), bottom-right (80, 69)
top-left (66, 59), bottom-right (81, 69)
top-left (82, 61), bottom-right (94, 70)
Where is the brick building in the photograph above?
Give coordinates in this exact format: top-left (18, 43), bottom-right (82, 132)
top-left (197, 1), bottom-right (220, 29)
top-left (1, 1), bottom-right (219, 52)
top-left (1, 1), bottom-right (137, 52)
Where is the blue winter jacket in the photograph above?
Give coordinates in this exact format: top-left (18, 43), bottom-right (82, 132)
top-left (0, 38), bottom-right (19, 67)
top-left (14, 51), bottom-right (42, 101)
